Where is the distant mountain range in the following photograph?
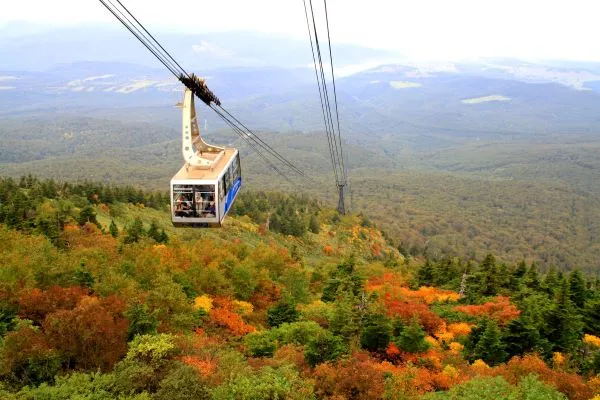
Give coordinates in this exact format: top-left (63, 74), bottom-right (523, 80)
top-left (2, 24), bottom-right (600, 138)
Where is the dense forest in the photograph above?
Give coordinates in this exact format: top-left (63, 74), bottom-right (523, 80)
top-left (2, 116), bottom-right (599, 272)
top-left (1, 176), bottom-right (600, 399)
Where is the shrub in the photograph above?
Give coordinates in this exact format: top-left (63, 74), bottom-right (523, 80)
top-left (267, 300), bottom-right (299, 327)
top-left (154, 364), bottom-right (211, 400)
top-left (305, 331), bottom-right (348, 367)
top-left (360, 313), bottom-right (393, 352)
top-left (273, 321), bottom-right (325, 346)
top-left (245, 332), bottom-right (277, 357)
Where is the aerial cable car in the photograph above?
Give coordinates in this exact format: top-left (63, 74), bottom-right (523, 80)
top-left (170, 75), bottom-right (242, 227)
top-left (95, 1), bottom-right (244, 227)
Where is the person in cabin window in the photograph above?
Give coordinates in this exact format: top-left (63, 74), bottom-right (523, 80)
top-left (207, 201), bottom-right (216, 217)
top-left (175, 193), bottom-right (193, 217)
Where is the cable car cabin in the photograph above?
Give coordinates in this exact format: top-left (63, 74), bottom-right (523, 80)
top-left (171, 149), bottom-right (241, 227)
top-left (170, 87), bottom-right (241, 227)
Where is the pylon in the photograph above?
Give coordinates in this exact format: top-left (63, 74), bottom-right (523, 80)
top-left (337, 184), bottom-right (346, 215)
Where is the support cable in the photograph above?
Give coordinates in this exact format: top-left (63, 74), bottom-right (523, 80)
top-left (307, 0), bottom-right (344, 184)
top-left (216, 105), bottom-right (308, 179)
top-left (302, 0), bottom-right (340, 185)
top-left (98, 0), bottom-right (309, 182)
top-left (323, 0), bottom-right (346, 183)
top-left (210, 105), bottom-right (294, 184)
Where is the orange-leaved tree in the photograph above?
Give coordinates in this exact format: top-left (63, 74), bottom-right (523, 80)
top-left (454, 296), bottom-right (520, 325)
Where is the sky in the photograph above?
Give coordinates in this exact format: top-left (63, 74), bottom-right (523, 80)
top-left (2, 0), bottom-right (600, 62)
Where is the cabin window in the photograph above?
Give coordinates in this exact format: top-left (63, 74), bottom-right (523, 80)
top-left (219, 177), bottom-right (225, 201)
top-left (173, 184), bottom-right (216, 218)
top-left (232, 154), bottom-right (241, 182)
top-left (225, 166), bottom-right (233, 194)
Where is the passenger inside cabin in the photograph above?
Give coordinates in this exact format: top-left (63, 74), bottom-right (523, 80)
top-left (206, 201), bottom-right (216, 217)
top-left (199, 193), bottom-right (215, 217)
top-left (174, 194), bottom-right (193, 217)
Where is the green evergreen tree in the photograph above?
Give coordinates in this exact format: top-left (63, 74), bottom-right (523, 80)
top-left (329, 293), bottom-right (361, 340)
top-left (543, 267), bottom-right (559, 295)
top-left (503, 315), bottom-right (544, 358)
top-left (509, 260), bottom-right (528, 291)
top-left (472, 319), bottom-right (507, 365)
top-left (584, 296), bottom-right (600, 334)
top-left (157, 229), bottom-right (169, 244)
top-left (394, 318), bottom-right (430, 353)
top-left (524, 262), bottom-right (541, 291)
top-left (124, 217), bottom-right (144, 244)
top-left (147, 220), bottom-right (160, 241)
top-left (124, 303), bottom-right (159, 340)
top-left (321, 257), bottom-right (363, 302)
top-left (77, 205), bottom-right (97, 226)
top-left (267, 299), bottom-right (299, 327)
top-left (360, 313), bottom-right (392, 352)
top-left (34, 199), bottom-right (64, 247)
top-left (544, 279), bottom-right (583, 352)
top-left (416, 260), bottom-right (435, 286)
top-left (305, 331), bottom-right (348, 367)
top-left (497, 263), bottom-right (511, 290)
top-left (73, 262), bottom-right (95, 288)
top-left (569, 269), bottom-right (587, 309)
top-left (109, 220), bottom-right (119, 238)
top-left (475, 254), bottom-right (500, 297)
top-left (308, 214), bottom-right (320, 234)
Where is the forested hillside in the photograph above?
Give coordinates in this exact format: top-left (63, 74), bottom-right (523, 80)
top-left (1, 176), bottom-right (600, 399)
top-left (3, 115), bottom-right (600, 272)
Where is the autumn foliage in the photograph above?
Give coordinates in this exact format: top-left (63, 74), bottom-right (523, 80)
top-left (313, 353), bottom-right (386, 400)
top-left (0, 178), bottom-right (598, 400)
top-left (383, 293), bottom-right (444, 333)
top-left (17, 286), bottom-right (89, 324)
top-left (42, 295), bottom-right (128, 370)
top-left (454, 296), bottom-right (521, 324)
top-left (208, 297), bottom-right (256, 336)
top-left (492, 355), bottom-right (594, 400)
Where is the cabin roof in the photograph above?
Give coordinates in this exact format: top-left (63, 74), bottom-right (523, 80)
top-left (172, 148), bottom-right (237, 181)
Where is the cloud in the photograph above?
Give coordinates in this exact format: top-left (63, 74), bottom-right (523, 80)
top-left (389, 81), bottom-right (422, 89)
top-left (462, 95), bottom-right (510, 104)
top-left (191, 41), bottom-right (230, 57)
top-left (82, 74), bottom-right (114, 82)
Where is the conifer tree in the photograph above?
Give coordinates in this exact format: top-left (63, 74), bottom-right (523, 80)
top-left (514, 260), bottom-right (528, 279)
top-left (109, 220), bottom-right (119, 238)
top-left (267, 299), bottom-right (299, 327)
top-left (394, 318), bottom-right (429, 353)
top-left (329, 293), bottom-right (361, 340)
top-left (308, 214), bottom-right (320, 234)
top-left (497, 263), bottom-right (511, 290)
top-left (124, 217), bottom-right (144, 244)
top-left (417, 260), bottom-right (435, 286)
top-left (77, 205), bottom-right (97, 226)
top-left (503, 315), bottom-right (545, 357)
top-left (524, 262), bottom-right (541, 291)
top-left (472, 319), bottom-right (507, 365)
top-left (584, 296), bottom-right (600, 334)
top-left (508, 260), bottom-right (527, 291)
top-left (543, 267), bottom-right (559, 295)
top-left (147, 220), bottom-right (159, 242)
top-left (360, 313), bottom-right (392, 352)
top-left (569, 270), bottom-right (587, 309)
top-left (157, 229), bottom-right (169, 244)
top-left (476, 254), bottom-right (500, 297)
top-left (544, 279), bottom-right (583, 352)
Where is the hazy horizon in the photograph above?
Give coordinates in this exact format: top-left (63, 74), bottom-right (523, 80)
top-left (2, 0), bottom-right (600, 63)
